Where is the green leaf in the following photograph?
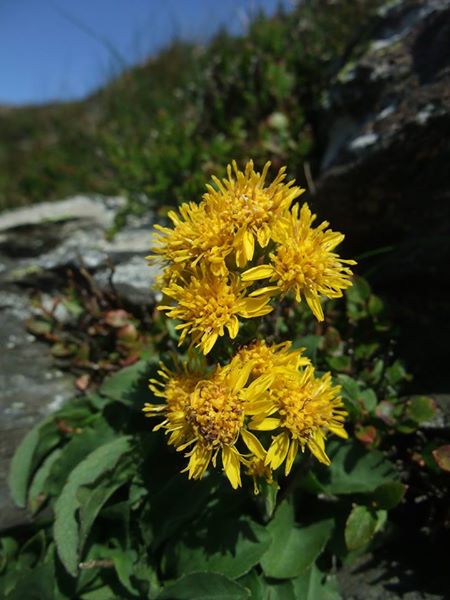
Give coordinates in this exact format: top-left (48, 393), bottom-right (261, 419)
top-left (158, 572), bottom-right (250, 599)
top-left (372, 481), bottom-right (406, 510)
top-left (296, 335), bottom-right (322, 361)
top-left (315, 441), bottom-right (398, 495)
top-left (261, 501), bottom-right (333, 579)
top-left (8, 398), bottom-right (97, 508)
top-left (292, 564), bottom-right (341, 600)
top-left (45, 424), bottom-right (115, 497)
top-left (359, 389), bottom-right (377, 413)
top-left (345, 505), bottom-right (377, 551)
top-left (407, 396), bottom-right (436, 424)
top-left (168, 517), bottom-right (271, 580)
top-left (27, 448), bottom-right (62, 513)
top-left (149, 476), bottom-right (212, 548)
top-left (8, 418), bottom-right (61, 507)
top-left (346, 277), bottom-right (370, 304)
top-left (54, 436), bottom-right (132, 576)
top-left (99, 360), bottom-right (149, 403)
top-left (2, 561), bottom-right (56, 600)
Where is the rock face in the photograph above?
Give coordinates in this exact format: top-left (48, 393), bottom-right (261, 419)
top-left (0, 195), bottom-right (158, 531)
top-left (313, 0), bottom-right (450, 391)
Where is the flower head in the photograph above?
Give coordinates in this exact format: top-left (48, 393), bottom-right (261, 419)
top-left (250, 366), bottom-right (347, 474)
top-left (243, 203), bottom-right (356, 320)
top-left (144, 359), bottom-right (273, 489)
top-left (158, 266), bottom-right (272, 354)
top-left (232, 339), bottom-right (310, 379)
top-left (149, 202), bottom-right (233, 278)
top-left (204, 160), bottom-right (305, 268)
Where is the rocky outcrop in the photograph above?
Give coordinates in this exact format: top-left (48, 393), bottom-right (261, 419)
top-left (313, 0), bottom-right (450, 391)
top-left (0, 195), bottom-right (159, 530)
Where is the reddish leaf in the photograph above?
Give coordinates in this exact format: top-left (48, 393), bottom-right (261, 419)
top-left (75, 374), bottom-right (91, 392)
top-left (104, 309), bottom-right (131, 328)
top-left (432, 445), bottom-right (450, 472)
top-left (355, 425), bottom-right (378, 446)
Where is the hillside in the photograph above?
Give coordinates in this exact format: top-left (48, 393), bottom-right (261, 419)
top-left (0, 0), bottom-right (383, 217)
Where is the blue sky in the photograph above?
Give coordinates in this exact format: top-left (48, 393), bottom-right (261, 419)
top-left (0, 0), bottom-right (288, 106)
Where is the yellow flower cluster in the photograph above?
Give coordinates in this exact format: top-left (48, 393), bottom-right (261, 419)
top-left (143, 341), bottom-right (347, 492)
top-left (148, 160), bottom-right (355, 354)
top-left (145, 160), bottom-right (354, 491)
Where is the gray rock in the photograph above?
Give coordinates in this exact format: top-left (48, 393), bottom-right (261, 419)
top-left (311, 0), bottom-right (450, 392)
top-left (0, 195), bottom-right (160, 305)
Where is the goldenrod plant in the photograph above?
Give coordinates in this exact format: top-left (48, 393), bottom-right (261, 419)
top-left (3, 162), bottom-right (442, 599)
top-left (145, 161), bottom-right (353, 491)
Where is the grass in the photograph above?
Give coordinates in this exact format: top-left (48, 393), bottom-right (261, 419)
top-left (0, 0), bottom-right (384, 216)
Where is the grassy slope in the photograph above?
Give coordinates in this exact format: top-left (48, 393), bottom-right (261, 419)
top-left (0, 0), bottom-right (383, 215)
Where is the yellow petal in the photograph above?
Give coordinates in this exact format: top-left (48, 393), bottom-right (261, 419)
top-left (185, 444), bottom-right (212, 479)
top-left (265, 432), bottom-right (290, 470)
top-left (229, 360), bottom-right (255, 393)
top-left (249, 285), bottom-right (280, 298)
top-left (328, 424), bottom-right (348, 439)
top-left (222, 447), bottom-right (242, 489)
top-left (305, 290), bottom-right (324, 321)
top-left (241, 264), bottom-right (274, 281)
top-left (257, 224), bottom-right (271, 248)
top-left (285, 439), bottom-right (298, 476)
top-left (241, 429), bottom-right (266, 461)
top-left (251, 417), bottom-right (281, 431)
top-left (201, 333), bottom-right (218, 355)
top-left (307, 436), bottom-right (330, 466)
top-left (239, 296), bottom-right (273, 318)
top-left (243, 230), bottom-right (255, 262)
top-left (226, 316), bottom-right (239, 339)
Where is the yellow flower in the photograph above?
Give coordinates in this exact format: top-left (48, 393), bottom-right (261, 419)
top-left (147, 160), bottom-right (305, 280)
top-left (242, 203), bottom-right (356, 320)
top-left (144, 356), bottom-right (206, 447)
top-left (231, 339), bottom-right (310, 379)
top-left (149, 202), bottom-right (233, 278)
top-left (204, 160), bottom-right (305, 268)
top-left (158, 267), bottom-right (273, 354)
top-left (144, 360), bottom-right (274, 489)
top-left (249, 366), bottom-right (347, 474)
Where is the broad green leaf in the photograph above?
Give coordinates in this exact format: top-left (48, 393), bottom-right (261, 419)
top-left (149, 476), bottom-right (212, 548)
top-left (2, 561), bottom-right (56, 600)
top-left (315, 441), bottom-right (397, 495)
top-left (158, 572), bottom-right (250, 599)
top-left (27, 448), bottom-right (62, 513)
top-left (77, 473), bottom-right (130, 552)
top-left (261, 501), bottom-right (333, 579)
top-left (8, 418), bottom-right (60, 507)
top-left (292, 564), bottom-right (341, 600)
top-left (99, 359), bottom-right (148, 403)
top-left (345, 505), bottom-right (377, 551)
top-left (0, 537), bottom-right (18, 572)
top-left (54, 436), bottom-right (132, 576)
top-left (372, 481), bottom-right (406, 510)
top-left (8, 398), bottom-right (97, 507)
top-left (238, 571), bottom-right (266, 598)
top-left (264, 580), bottom-right (296, 600)
top-left (45, 424), bottom-right (115, 497)
top-left (168, 517), bottom-right (271, 580)
top-left (17, 530), bottom-right (46, 569)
